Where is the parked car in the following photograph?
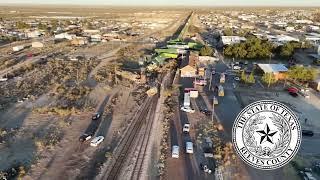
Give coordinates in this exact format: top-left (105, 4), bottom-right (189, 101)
top-left (92, 113), bottom-right (101, 120)
top-left (183, 123), bottom-right (190, 133)
top-left (79, 133), bottom-right (93, 142)
top-left (287, 87), bottom-right (298, 93)
top-left (200, 108), bottom-right (212, 116)
top-left (90, 136), bottom-right (104, 146)
top-left (200, 163), bottom-right (212, 174)
top-left (172, 145), bottom-right (179, 158)
top-left (302, 130), bottom-right (314, 137)
top-left (180, 106), bottom-right (195, 113)
top-left (234, 77), bottom-right (240, 81)
top-left (289, 92), bottom-right (298, 97)
top-left (186, 142), bottom-right (194, 154)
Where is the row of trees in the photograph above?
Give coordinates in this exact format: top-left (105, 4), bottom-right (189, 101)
top-left (15, 19), bottom-right (61, 32)
top-left (287, 65), bottom-right (317, 83)
top-left (241, 65), bottom-right (317, 86)
top-left (278, 41), bottom-right (312, 58)
top-left (224, 37), bottom-right (273, 59)
top-left (224, 36), bottom-right (312, 60)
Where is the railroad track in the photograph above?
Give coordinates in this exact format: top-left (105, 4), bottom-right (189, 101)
top-left (101, 96), bottom-right (156, 180)
top-left (130, 96), bottom-right (158, 180)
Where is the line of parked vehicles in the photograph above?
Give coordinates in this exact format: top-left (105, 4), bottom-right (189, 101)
top-left (171, 122), bottom-right (193, 159)
top-left (79, 112), bottom-right (105, 147)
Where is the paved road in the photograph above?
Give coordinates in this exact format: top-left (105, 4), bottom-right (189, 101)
top-left (210, 61), bottom-right (284, 180)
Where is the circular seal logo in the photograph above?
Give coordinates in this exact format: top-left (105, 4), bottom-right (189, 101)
top-left (232, 100), bottom-right (301, 170)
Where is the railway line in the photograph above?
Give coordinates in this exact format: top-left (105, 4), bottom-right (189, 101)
top-left (100, 96), bottom-right (157, 180)
top-left (129, 96), bottom-right (158, 180)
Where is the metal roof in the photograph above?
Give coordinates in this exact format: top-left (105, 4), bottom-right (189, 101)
top-left (258, 64), bottom-right (288, 73)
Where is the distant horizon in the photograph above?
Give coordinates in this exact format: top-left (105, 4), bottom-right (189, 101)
top-left (1, 0), bottom-right (320, 7)
top-left (1, 3), bottom-right (320, 8)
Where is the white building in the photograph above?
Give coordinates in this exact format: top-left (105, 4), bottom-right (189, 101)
top-left (285, 26), bottom-right (295, 32)
top-left (90, 34), bottom-right (101, 42)
top-left (305, 33), bottom-right (320, 45)
top-left (27, 30), bottom-right (42, 38)
top-left (273, 21), bottom-right (287, 27)
top-left (221, 36), bottom-right (246, 45)
top-left (267, 35), bottom-right (299, 44)
top-left (307, 25), bottom-right (320, 32)
top-left (294, 20), bottom-right (313, 24)
top-left (54, 33), bottom-right (76, 40)
top-left (83, 29), bottom-right (100, 34)
top-left (32, 41), bottom-right (44, 48)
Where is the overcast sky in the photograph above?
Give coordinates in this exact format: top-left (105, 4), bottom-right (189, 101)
top-left (1, 0), bottom-right (320, 6)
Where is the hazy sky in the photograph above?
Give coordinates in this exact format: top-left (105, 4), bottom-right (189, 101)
top-left (2, 0), bottom-right (320, 6)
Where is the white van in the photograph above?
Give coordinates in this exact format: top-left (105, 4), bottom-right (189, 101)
top-left (186, 142), bottom-right (193, 154)
top-left (90, 136), bottom-right (104, 147)
top-left (172, 145), bottom-right (179, 158)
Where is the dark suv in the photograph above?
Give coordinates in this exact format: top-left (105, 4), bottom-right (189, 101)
top-left (200, 108), bottom-right (212, 116)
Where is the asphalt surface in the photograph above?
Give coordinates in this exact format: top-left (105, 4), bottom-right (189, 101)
top-left (210, 60), bottom-right (284, 180)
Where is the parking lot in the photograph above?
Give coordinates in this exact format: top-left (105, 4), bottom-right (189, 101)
top-left (211, 59), bottom-right (320, 179)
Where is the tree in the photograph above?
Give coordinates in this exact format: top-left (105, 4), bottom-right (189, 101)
top-left (16, 21), bottom-right (30, 29)
top-left (200, 45), bottom-right (214, 56)
top-left (224, 46), bottom-right (233, 57)
top-left (247, 72), bottom-right (255, 84)
top-left (50, 19), bottom-right (58, 30)
top-left (280, 43), bottom-right (294, 58)
top-left (38, 23), bottom-right (48, 31)
top-left (288, 66), bottom-right (317, 82)
top-left (65, 20), bottom-right (72, 26)
top-left (301, 41), bottom-right (313, 49)
top-left (240, 71), bottom-right (247, 82)
top-left (313, 13), bottom-right (320, 22)
top-left (223, 37), bottom-right (274, 59)
top-left (262, 73), bottom-right (277, 86)
top-left (85, 22), bottom-right (94, 30)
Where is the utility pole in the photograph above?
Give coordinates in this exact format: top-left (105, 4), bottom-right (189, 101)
top-left (114, 65), bottom-right (118, 85)
top-left (268, 53), bottom-right (272, 88)
top-left (209, 70), bottom-right (213, 91)
top-left (76, 69), bottom-right (79, 85)
top-left (211, 97), bottom-right (215, 121)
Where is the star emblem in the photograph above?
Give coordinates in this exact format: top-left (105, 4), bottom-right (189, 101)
top-left (256, 124), bottom-right (277, 144)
